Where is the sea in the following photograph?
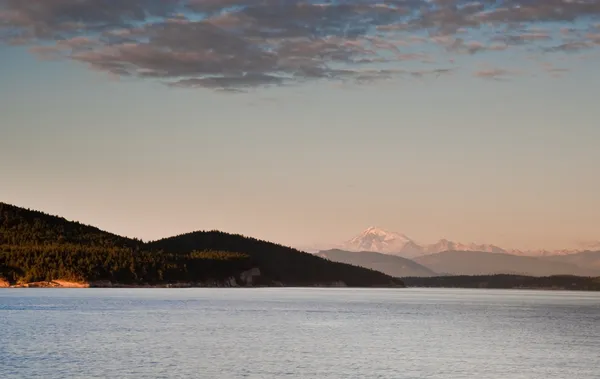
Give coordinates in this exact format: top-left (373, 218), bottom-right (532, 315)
top-left (1, 288), bottom-right (599, 379)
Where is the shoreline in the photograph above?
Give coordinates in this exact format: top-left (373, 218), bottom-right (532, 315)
top-left (2, 281), bottom-right (597, 291)
top-left (2, 279), bottom-right (403, 289)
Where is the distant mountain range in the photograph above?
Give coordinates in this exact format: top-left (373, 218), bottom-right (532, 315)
top-left (309, 227), bottom-right (600, 278)
top-left (317, 248), bottom-right (600, 278)
top-left (413, 250), bottom-right (600, 277)
top-left (311, 227), bottom-right (600, 258)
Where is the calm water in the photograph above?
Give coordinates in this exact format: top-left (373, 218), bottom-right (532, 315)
top-left (1, 288), bottom-right (599, 379)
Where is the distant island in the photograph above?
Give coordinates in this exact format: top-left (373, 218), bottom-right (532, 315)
top-left (0, 202), bottom-right (403, 288)
top-left (402, 275), bottom-right (600, 291)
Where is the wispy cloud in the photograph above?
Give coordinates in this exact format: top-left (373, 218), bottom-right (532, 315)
top-left (588, 32), bottom-right (600, 44)
top-left (1, 0), bottom-right (600, 91)
top-left (544, 41), bottom-right (594, 52)
top-left (474, 66), bottom-right (520, 80)
top-left (539, 62), bottom-right (569, 77)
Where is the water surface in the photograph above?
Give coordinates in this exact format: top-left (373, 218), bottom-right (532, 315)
top-left (1, 288), bottom-right (599, 379)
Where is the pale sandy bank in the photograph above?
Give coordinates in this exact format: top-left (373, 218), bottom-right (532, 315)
top-left (9, 280), bottom-right (90, 288)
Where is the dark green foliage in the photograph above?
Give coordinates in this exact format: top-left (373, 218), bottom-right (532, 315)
top-left (402, 274), bottom-right (600, 291)
top-left (147, 231), bottom-right (404, 286)
top-left (0, 202), bottom-right (403, 287)
top-left (0, 203), bottom-right (141, 248)
top-left (0, 244), bottom-right (251, 284)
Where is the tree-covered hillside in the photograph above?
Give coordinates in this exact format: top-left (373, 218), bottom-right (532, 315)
top-left (0, 203), bottom-right (141, 248)
top-left (0, 202), bottom-right (403, 287)
top-left (147, 231), bottom-right (404, 287)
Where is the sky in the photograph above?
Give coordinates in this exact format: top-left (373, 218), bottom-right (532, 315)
top-left (1, 0), bottom-right (600, 251)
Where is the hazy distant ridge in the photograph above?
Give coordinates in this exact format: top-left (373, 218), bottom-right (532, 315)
top-left (322, 227), bottom-right (600, 258)
top-left (317, 249), bottom-right (437, 278)
top-left (413, 250), bottom-right (600, 277)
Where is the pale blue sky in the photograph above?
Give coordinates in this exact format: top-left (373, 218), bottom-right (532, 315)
top-left (1, 1), bottom-right (599, 250)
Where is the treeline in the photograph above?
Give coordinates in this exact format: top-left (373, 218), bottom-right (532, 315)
top-left (0, 203), bottom-right (141, 248)
top-left (0, 244), bottom-right (251, 284)
top-left (148, 231), bottom-right (404, 287)
top-left (401, 274), bottom-right (600, 291)
top-left (0, 202), bottom-right (403, 287)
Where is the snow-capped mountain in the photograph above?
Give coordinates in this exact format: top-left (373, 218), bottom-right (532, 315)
top-left (509, 241), bottom-right (600, 256)
top-left (341, 227), bottom-right (424, 257)
top-left (424, 239), bottom-right (507, 255)
top-left (339, 227), bottom-right (510, 257)
top-left (332, 227), bottom-right (597, 258)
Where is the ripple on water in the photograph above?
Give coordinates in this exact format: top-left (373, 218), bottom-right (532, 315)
top-left (1, 288), bottom-right (599, 379)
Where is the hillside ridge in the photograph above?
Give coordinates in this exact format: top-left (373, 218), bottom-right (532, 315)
top-left (0, 202), bottom-right (403, 288)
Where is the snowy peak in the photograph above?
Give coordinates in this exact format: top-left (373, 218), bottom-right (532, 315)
top-left (342, 227), bottom-right (421, 256)
top-left (426, 239), bottom-right (507, 255)
top-left (349, 227), bottom-right (411, 244)
top-left (333, 228), bottom-right (597, 258)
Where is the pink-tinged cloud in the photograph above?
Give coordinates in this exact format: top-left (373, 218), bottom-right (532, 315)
top-left (474, 67), bottom-right (520, 80)
top-left (1, 0), bottom-right (600, 90)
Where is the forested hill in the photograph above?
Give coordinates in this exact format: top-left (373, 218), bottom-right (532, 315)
top-left (0, 202), bottom-right (141, 248)
top-left (147, 231), bottom-right (404, 287)
top-left (0, 202), bottom-right (403, 288)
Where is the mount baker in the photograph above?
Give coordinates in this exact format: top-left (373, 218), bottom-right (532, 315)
top-left (314, 227), bottom-right (599, 258)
